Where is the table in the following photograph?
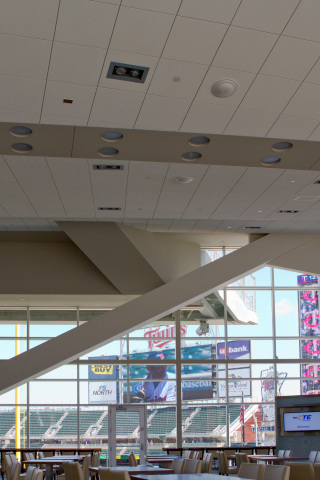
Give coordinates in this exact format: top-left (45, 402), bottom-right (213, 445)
top-left (129, 474), bottom-right (250, 480)
top-left (24, 455), bottom-right (84, 480)
top-left (248, 455), bottom-right (309, 464)
top-left (90, 466), bottom-right (174, 477)
top-left (146, 457), bottom-right (176, 464)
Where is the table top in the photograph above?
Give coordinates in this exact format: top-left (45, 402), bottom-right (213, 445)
top-left (24, 455), bottom-right (84, 465)
top-left (90, 467), bottom-right (174, 475)
top-left (248, 455), bottom-right (309, 463)
top-left (146, 457), bottom-right (175, 463)
top-left (129, 474), bottom-right (247, 480)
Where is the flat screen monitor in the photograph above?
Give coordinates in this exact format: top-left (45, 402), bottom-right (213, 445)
top-left (280, 405), bottom-right (320, 436)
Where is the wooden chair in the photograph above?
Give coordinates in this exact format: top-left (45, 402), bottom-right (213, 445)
top-left (97, 468), bottom-right (110, 480)
top-left (99, 471), bottom-right (130, 480)
top-left (62, 462), bottom-right (84, 480)
top-left (284, 462), bottom-right (314, 480)
top-left (261, 465), bottom-right (290, 480)
top-left (284, 451), bottom-right (292, 458)
top-left (192, 451), bottom-right (202, 460)
top-left (89, 453), bottom-right (100, 480)
top-left (201, 452), bottom-right (216, 473)
top-left (181, 459), bottom-right (202, 474)
top-left (128, 452), bottom-right (137, 467)
top-left (218, 451), bottom-right (237, 475)
top-left (235, 453), bottom-right (249, 472)
top-left (238, 463), bottom-right (265, 480)
top-left (32, 470), bottom-right (44, 480)
top-left (313, 464), bottom-right (320, 480)
top-left (171, 457), bottom-right (186, 474)
top-left (277, 451), bottom-right (285, 458)
top-left (183, 450), bottom-right (193, 459)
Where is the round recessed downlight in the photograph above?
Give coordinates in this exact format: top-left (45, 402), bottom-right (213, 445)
top-left (11, 143), bottom-right (33, 153)
top-left (174, 176), bottom-right (194, 184)
top-left (181, 151), bottom-right (202, 161)
top-left (9, 126), bottom-right (32, 137)
top-left (101, 131), bottom-right (123, 142)
top-left (272, 141), bottom-right (293, 152)
top-left (115, 66), bottom-right (127, 75)
top-left (188, 136), bottom-right (210, 147)
top-left (98, 147), bottom-right (119, 157)
top-left (260, 156), bottom-right (281, 166)
top-left (211, 79), bottom-right (238, 98)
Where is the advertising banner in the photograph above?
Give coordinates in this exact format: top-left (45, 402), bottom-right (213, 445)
top-left (217, 340), bottom-right (251, 398)
top-left (88, 355), bottom-right (118, 404)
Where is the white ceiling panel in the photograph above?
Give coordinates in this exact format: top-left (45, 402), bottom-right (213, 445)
top-left (99, 50), bottom-right (159, 93)
top-left (4, 156), bottom-right (66, 217)
top-left (181, 102), bottom-right (236, 134)
top-left (148, 59), bottom-right (208, 100)
top-left (135, 95), bottom-right (190, 131)
top-left (239, 170), bottom-right (318, 220)
top-left (41, 115), bottom-right (87, 126)
top-left (88, 159), bottom-right (128, 218)
top-left (217, 219), bottom-right (248, 232)
top-left (240, 75), bottom-right (300, 114)
top-left (0, 157), bottom-right (36, 217)
top-left (260, 37), bottom-right (320, 81)
top-left (178, 0), bottom-right (241, 24)
top-left (307, 123), bottom-right (320, 141)
top-left (42, 82), bottom-right (96, 120)
top-left (0, 218), bottom-right (29, 231)
top-left (125, 162), bottom-right (168, 218)
top-left (266, 115), bottom-right (319, 140)
top-left (0, 109), bottom-right (40, 124)
top-left (110, 7), bottom-right (174, 57)
top-left (211, 167), bottom-right (282, 219)
top-left (0, 35), bottom-right (52, 79)
top-left (48, 43), bottom-right (106, 86)
top-left (283, 83), bottom-right (320, 120)
top-left (154, 164), bottom-right (208, 218)
top-left (193, 219), bottom-right (223, 232)
top-left (169, 219), bottom-right (199, 232)
top-left (0, 76), bottom-right (45, 114)
top-left (22, 218), bottom-right (54, 231)
top-left (55, 0), bottom-right (119, 48)
top-left (212, 27), bottom-right (278, 73)
top-left (163, 17), bottom-right (228, 65)
top-left (47, 158), bottom-right (95, 218)
top-left (305, 58), bottom-right (320, 84)
top-left (146, 218), bottom-right (172, 231)
top-left (90, 88), bottom-right (144, 127)
top-left (283, 0), bottom-right (320, 43)
top-left (195, 66), bottom-right (255, 107)
top-left (0, 0), bottom-right (59, 39)
top-left (292, 200), bottom-right (320, 221)
top-left (232, 0), bottom-right (300, 34)
top-left (224, 108), bottom-right (279, 137)
top-left (182, 165), bottom-right (246, 219)
top-left (122, 0), bottom-right (181, 14)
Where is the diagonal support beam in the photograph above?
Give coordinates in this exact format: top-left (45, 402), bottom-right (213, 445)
top-left (0, 233), bottom-right (318, 394)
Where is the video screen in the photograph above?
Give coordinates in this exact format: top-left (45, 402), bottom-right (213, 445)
top-left (283, 411), bottom-right (320, 432)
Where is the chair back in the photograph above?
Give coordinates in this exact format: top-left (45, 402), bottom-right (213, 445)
top-left (183, 450), bottom-right (193, 459)
top-left (11, 462), bottom-right (21, 480)
top-left (235, 452), bottom-right (249, 470)
top-left (240, 448), bottom-right (254, 455)
top-left (182, 458), bottom-right (202, 474)
top-left (63, 462), bottom-right (84, 480)
top-left (98, 470), bottom-right (130, 480)
top-left (202, 452), bottom-right (215, 473)
top-left (33, 469), bottom-right (44, 480)
top-left (25, 466), bottom-right (37, 480)
top-left (314, 463), bottom-right (320, 480)
top-left (91, 453), bottom-right (100, 468)
top-left (38, 452), bottom-right (46, 470)
top-left (284, 450), bottom-right (292, 458)
top-left (4, 454), bottom-right (13, 480)
top-left (261, 465), bottom-right (290, 480)
top-left (41, 450), bottom-right (55, 458)
top-left (277, 451), bottom-right (285, 458)
top-left (193, 451), bottom-right (202, 460)
top-left (82, 455), bottom-right (90, 480)
top-left (218, 452), bottom-right (226, 475)
top-left (284, 462), bottom-right (314, 480)
top-left (171, 457), bottom-right (185, 474)
top-left (238, 463), bottom-right (265, 480)
top-left (257, 449), bottom-right (270, 455)
top-left (61, 451), bottom-right (77, 456)
top-left (309, 451), bottom-right (318, 463)
top-left (128, 452), bottom-right (137, 467)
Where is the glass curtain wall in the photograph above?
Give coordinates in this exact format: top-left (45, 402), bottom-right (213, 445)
top-left (0, 251), bottom-right (319, 461)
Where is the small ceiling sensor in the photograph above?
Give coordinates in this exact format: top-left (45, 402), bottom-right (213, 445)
top-left (211, 79), bottom-right (238, 98)
top-left (101, 131), bottom-right (123, 142)
top-left (174, 176), bottom-right (194, 184)
top-left (260, 156), bottom-right (281, 166)
top-left (181, 151), bottom-right (202, 161)
top-left (9, 126), bottom-right (32, 137)
top-left (188, 136), bottom-right (210, 147)
top-left (272, 141), bottom-right (293, 152)
top-left (11, 143), bottom-right (33, 153)
top-left (98, 147), bottom-right (119, 158)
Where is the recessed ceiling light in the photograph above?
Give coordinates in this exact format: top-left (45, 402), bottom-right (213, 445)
top-left (11, 143), bottom-right (33, 153)
top-left (272, 141), bottom-right (293, 152)
top-left (173, 76), bottom-right (181, 82)
top-left (257, 210), bottom-right (262, 213)
top-left (9, 126), bottom-right (32, 137)
top-left (93, 164), bottom-right (124, 170)
top-left (101, 131), bottom-right (123, 142)
top-left (188, 136), bottom-right (210, 147)
top-left (181, 151), bottom-right (202, 161)
top-left (260, 156), bottom-right (281, 166)
top-left (290, 180), bottom-right (295, 183)
top-left (98, 207), bottom-right (121, 211)
top-left (211, 79), bottom-right (237, 98)
top-left (98, 147), bottom-right (119, 158)
top-left (107, 62), bottom-right (149, 83)
top-left (174, 176), bottom-right (194, 184)
top-left (245, 226), bottom-right (262, 229)
top-left (227, 226), bottom-right (232, 229)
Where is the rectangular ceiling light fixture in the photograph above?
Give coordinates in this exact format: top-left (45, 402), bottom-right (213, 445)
top-left (98, 207), bottom-right (121, 211)
top-left (107, 62), bottom-right (149, 83)
top-left (93, 165), bottom-right (124, 170)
